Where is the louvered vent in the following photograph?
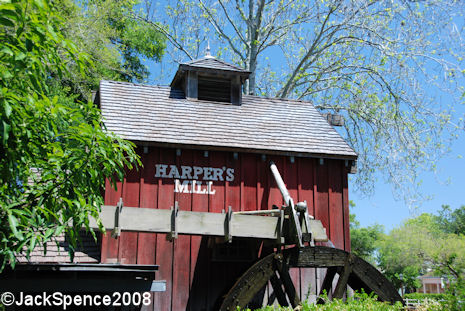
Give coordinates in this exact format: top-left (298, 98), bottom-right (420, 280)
top-left (170, 55), bottom-right (250, 105)
top-left (198, 76), bottom-right (231, 102)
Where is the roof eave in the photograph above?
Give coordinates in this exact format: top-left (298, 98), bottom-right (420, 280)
top-left (179, 64), bottom-right (251, 76)
top-left (129, 139), bottom-right (358, 161)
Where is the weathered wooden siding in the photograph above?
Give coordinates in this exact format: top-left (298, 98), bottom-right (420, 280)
top-left (101, 146), bottom-right (351, 310)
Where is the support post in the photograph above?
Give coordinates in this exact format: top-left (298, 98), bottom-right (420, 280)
top-left (168, 201), bottom-right (179, 241)
top-left (317, 267), bottom-right (338, 304)
top-left (275, 257), bottom-right (301, 308)
top-left (333, 254), bottom-right (354, 299)
top-left (224, 206), bottom-right (233, 243)
top-left (270, 273), bottom-right (289, 306)
top-left (277, 209), bottom-right (284, 245)
top-left (111, 198), bottom-right (123, 238)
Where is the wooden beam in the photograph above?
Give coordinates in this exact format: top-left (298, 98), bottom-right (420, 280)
top-left (275, 260), bottom-right (301, 308)
top-left (90, 205), bottom-right (328, 243)
top-left (350, 256), bottom-right (404, 304)
top-left (230, 75), bottom-right (242, 105)
top-left (185, 70), bottom-right (198, 99)
top-left (285, 246), bottom-right (347, 268)
top-left (269, 273), bottom-right (289, 307)
top-left (283, 246), bottom-right (404, 305)
top-left (317, 267), bottom-right (337, 304)
top-left (332, 254), bottom-right (353, 299)
top-left (90, 205), bottom-right (279, 240)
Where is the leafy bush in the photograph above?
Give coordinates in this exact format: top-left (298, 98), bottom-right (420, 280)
top-left (248, 292), bottom-right (405, 311)
top-left (0, 0), bottom-right (140, 269)
top-left (404, 293), bottom-right (448, 301)
top-left (441, 278), bottom-right (465, 311)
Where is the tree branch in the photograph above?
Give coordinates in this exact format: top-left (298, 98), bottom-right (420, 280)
top-left (132, 14), bottom-right (194, 60)
top-left (218, 0), bottom-right (248, 45)
top-left (198, 0), bottom-right (246, 60)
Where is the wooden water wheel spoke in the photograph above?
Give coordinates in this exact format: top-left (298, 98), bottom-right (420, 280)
top-left (333, 254), bottom-right (354, 299)
top-left (317, 267), bottom-right (337, 303)
top-left (220, 246), bottom-right (403, 310)
top-left (275, 259), bottom-right (301, 308)
top-left (269, 273), bottom-right (289, 307)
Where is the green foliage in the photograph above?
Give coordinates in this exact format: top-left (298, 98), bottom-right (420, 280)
top-left (350, 213), bottom-right (384, 264)
top-left (377, 210), bottom-right (465, 293)
top-left (148, 0), bottom-right (465, 202)
top-left (350, 205), bottom-right (465, 295)
top-left (435, 205), bottom-right (465, 235)
top-left (404, 293), bottom-right (448, 301)
top-left (405, 281), bottom-right (465, 311)
top-left (441, 277), bottom-right (465, 311)
top-left (0, 0), bottom-right (140, 269)
top-left (53, 0), bottom-right (166, 100)
top-left (249, 292), bottom-right (405, 311)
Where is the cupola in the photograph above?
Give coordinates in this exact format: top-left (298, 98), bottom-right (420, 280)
top-left (170, 47), bottom-right (250, 105)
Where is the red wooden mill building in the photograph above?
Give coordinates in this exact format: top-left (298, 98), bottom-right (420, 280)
top-left (94, 54), bottom-right (358, 310)
top-left (2, 54), bottom-right (377, 311)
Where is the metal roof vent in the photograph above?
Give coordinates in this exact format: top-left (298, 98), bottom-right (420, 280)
top-left (324, 113), bottom-right (344, 127)
top-left (170, 50), bottom-right (250, 105)
top-left (204, 42), bottom-right (214, 59)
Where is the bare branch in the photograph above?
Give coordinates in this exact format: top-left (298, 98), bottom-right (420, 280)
top-left (278, 4), bottom-right (339, 98)
top-left (132, 14), bottom-right (194, 60)
top-left (198, 0), bottom-right (246, 60)
top-left (218, 0), bottom-right (248, 45)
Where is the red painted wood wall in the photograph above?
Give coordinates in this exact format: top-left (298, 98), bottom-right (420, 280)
top-left (101, 146), bottom-right (351, 310)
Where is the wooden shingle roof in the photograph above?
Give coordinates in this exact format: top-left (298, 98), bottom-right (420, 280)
top-left (182, 56), bottom-right (251, 73)
top-left (16, 232), bottom-right (99, 263)
top-left (98, 80), bottom-right (357, 159)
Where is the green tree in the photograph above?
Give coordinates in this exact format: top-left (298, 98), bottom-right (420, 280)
top-left (377, 212), bottom-right (465, 294)
top-left (52, 0), bottom-right (166, 101)
top-left (435, 205), bottom-right (465, 235)
top-left (0, 0), bottom-right (143, 269)
top-left (350, 213), bottom-right (384, 264)
top-left (142, 0), bottom-right (465, 201)
top-left (376, 224), bottom-right (424, 293)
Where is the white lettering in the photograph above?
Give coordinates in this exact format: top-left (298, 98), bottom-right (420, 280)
top-left (167, 165), bottom-right (180, 179)
top-left (25, 295), bottom-right (33, 306)
top-left (155, 163), bottom-right (236, 195)
top-left (174, 179), bottom-right (190, 193)
top-left (192, 166), bottom-right (203, 179)
top-left (102, 295), bottom-right (111, 305)
top-left (52, 292), bottom-right (62, 306)
top-left (63, 295), bottom-right (72, 309)
top-left (13, 292), bottom-right (151, 309)
top-left (17, 292), bottom-right (24, 305)
top-left (181, 166), bottom-right (193, 179)
top-left (34, 294), bottom-right (41, 306)
top-left (42, 292), bottom-right (51, 306)
top-left (195, 181), bottom-right (207, 194)
top-left (226, 168), bottom-right (235, 182)
top-left (207, 181), bottom-right (216, 195)
top-left (74, 295), bottom-right (82, 306)
top-left (83, 294), bottom-right (93, 306)
top-left (212, 168), bottom-right (223, 181)
top-left (203, 167), bottom-right (213, 180)
top-left (94, 295), bottom-right (101, 306)
top-left (154, 164), bottom-right (168, 178)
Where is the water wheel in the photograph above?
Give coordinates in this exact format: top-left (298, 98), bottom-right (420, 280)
top-left (219, 246), bottom-right (403, 310)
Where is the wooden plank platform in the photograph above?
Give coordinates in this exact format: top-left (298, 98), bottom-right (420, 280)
top-left (89, 205), bottom-right (328, 242)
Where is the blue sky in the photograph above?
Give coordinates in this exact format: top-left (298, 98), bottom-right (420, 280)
top-left (350, 132), bottom-right (465, 232)
top-left (146, 39), bottom-right (464, 234)
top-left (147, 58), bottom-right (464, 233)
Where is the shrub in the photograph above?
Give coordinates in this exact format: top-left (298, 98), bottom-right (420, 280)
top-left (404, 293), bottom-right (448, 301)
top-left (249, 292), bottom-right (405, 311)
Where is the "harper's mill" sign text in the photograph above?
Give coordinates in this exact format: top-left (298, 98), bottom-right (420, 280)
top-left (154, 164), bottom-right (235, 195)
